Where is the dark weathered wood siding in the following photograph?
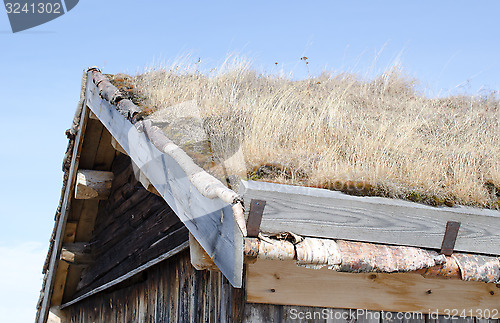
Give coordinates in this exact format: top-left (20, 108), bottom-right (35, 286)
top-left (70, 153), bottom-right (188, 301)
top-left (66, 250), bottom-right (245, 322)
top-left (65, 250), bottom-right (499, 323)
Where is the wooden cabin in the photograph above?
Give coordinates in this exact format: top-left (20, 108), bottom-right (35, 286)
top-left (36, 68), bottom-right (500, 323)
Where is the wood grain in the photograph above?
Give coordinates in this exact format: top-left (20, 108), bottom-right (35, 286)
top-left (241, 180), bottom-right (500, 255)
top-left (86, 75), bottom-right (243, 287)
top-left (75, 170), bottom-right (114, 200)
top-left (63, 250), bottom-right (500, 322)
top-left (246, 259), bottom-right (500, 317)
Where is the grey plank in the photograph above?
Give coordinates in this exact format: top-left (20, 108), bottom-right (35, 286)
top-left (86, 75), bottom-right (243, 287)
top-left (240, 180), bottom-right (500, 255)
top-left (382, 311), bottom-right (425, 323)
top-left (243, 303), bottom-right (283, 323)
top-left (477, 318), bottom-right (499, 323)
top-left (355, 310), bottom-right (381, 323)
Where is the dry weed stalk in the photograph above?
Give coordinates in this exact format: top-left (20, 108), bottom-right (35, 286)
top-left (133, 60), bottom-right (500, 208)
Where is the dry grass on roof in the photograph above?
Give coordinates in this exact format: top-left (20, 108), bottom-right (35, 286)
top-left (131, 60), bottom-right (500, 209)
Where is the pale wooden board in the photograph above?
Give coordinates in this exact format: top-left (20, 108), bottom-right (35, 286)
top-left (85, 74), bottom-right (243, 287)
top-left (93, 126), bottom-right (116, 171)
top-left (50, 220), bottom-right (78, 305)
top-left (247, 259), bottom-right (500, 317)
top-left (74, 200), bottom-right (99, 242)
top-left (50, 261), bottom-right (70, 306)
top-left (240, 180), bottom-right (500, 255)
top-left (63, 222), bottom-right (77, 243)
top-left (78, 118), bottom-right (103, 169)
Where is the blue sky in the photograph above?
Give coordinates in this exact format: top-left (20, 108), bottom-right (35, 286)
top-left (0, 1), bottom-right (499, 321)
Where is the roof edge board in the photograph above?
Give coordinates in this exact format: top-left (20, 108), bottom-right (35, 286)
top-left (85, 70), bottom-right (244, 288)
top-left (37, 97), bottom-right (89, 322)
top-left (240, 180), bottom-right (500, 256)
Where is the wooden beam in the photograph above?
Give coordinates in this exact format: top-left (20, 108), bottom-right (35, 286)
top-left (246, 259), bottom-right (500, 317)
top-left (47, 306), bottom-right (66, 323)
top-left (89, 110), bottom-right (98, 120)
top-left (131, 160), bottom-right (161, 197)
top-left (77, 118), bottom-right (104, 169)
top-left (111, 136), bottom-right (127, 155)
top-left (86, 75), bottom-right (243, 287)
top-left (60, 250), bottom-right (92, 266)
top-left (240, 180), bottom-right (500, 256)
top-left (75, 169), bottom-right (114, 200)
top-left (61, 242), bottom-right (91, 254)
top-left (50, 261), bottom-right (70, 307)
top-left (189, 233), bottom-right (219, 271)
top-left (62, 222), bottom-right (77, 244)
top-left (60, 243), bottom-right (93, 266)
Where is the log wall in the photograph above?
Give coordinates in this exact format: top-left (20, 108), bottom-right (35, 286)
top-left (65, 250), bottom-right (499, 323)
top-left (66, 250), bottom-right (244, 322)
top-left (69, 153), bottom-right (188, 301)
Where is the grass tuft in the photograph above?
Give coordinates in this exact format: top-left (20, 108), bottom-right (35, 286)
top-left (131, 58), bottom-right (500, 209)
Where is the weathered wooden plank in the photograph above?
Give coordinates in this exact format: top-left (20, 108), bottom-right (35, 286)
top-left (93, 126), bottom-right (116, 171)
top-left (47, 306), bottom-right (66, 323)
top-left (86, 74), bottom-right (243, 287)
top-left (243, 303), bottom-right (283, 322)
top-left (190, 233), bottom-right (219, 271)
top-left (63, 222), bottom-right (77, 243)
top-left (66, 248), bottom-right (493, 323)
top-left (209, 270), bottom-right (221, 322)
top-left (74, 199), bottom-right (99, 242)
top-left (61, 199), bottom-right (99, 303)
top-left (381, 312), bottom-right (426, 323)
top-left (246, 259), bottom-right (500, 317)
top-left (356, 311), bottom-right (381, 323)
top-left (60, 248), bottom-right (92, 265)
top-left (75, 169), bottom-right (114, 200)
top-left (58, 102), bottom-right (118, 307)
top-left (89, 186), bottom-right (151, 238)
top-left (51, 261), bottom-right (70, 307)
top-left (67, 199), bottom-right (84, 222)
top-left (77, 118), bottom-right (103, 169)
top-left (281, 305), bottom-right (352, 322)
top-left (77, 208), bottom-right (184, 291)
top-left (476, 318), bottom-right (499, 323)
top-left (39, 105), bottom-right (89, 323)
top-left (90, 192), bottom-right (159, 253)
top-left (77, 224), bottom-right (188, 295)
top-left (61, 265), bottom-right (84, 304)
top-left (240, 180), bottom-right (500, 255)
top-left (427, 316), bottom-right (475, 323)
top-left (60, 241), bottom-right (189, 309)
top-left (70, 152), bottom-right (186, 301)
